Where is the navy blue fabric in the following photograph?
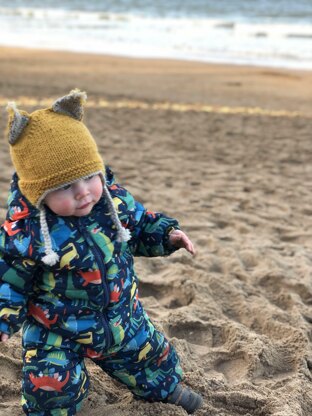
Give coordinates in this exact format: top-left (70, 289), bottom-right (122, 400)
top-left (0, 167), bottom-right (183, 415)
top-left (22, 321), bottom-right (182, 415)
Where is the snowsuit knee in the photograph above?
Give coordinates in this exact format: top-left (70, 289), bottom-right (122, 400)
top-left (22, 316), bottom-right (182, 415)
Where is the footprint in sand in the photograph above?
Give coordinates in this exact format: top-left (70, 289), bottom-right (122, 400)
top-left (211, 390), bottom-right (266, 413)
top-left (139, 277), bottom-right (195, 309)
top-left (0, 354), bottom-right (22, 404)
top-left (165, 320), bottom-right (225, 357)
top-left (214, 354), bottom-right (249, 384)
top-left (166, 321), bottom-right (211, 346)
top-left (258, 271), bottom-right (312, 308)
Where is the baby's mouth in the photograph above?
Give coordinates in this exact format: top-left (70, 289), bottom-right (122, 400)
top-left (78, 201), bottom-right (91, 209)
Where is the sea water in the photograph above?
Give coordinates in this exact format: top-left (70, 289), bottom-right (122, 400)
top-left (0, 0), bottom-right (311, 69)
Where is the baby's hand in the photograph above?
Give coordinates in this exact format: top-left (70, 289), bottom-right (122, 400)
top-left (168, 230), bottom-right (195, 255)
top-left (0, 332), bottom-right (9, 342)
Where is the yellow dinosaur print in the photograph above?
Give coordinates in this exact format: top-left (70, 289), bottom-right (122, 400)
top-left (112, 196), bottom-right (124, 212)
top-left (60, 243), bottom-right (79, 269)
top-left (76, 332), bottom-right (93, 344)
top-left (0, 307), bottom-right (20, 318)
top-left (137, 342), bottom-right (152, 362)
top-left (25, 349), bottom-right (38, 363)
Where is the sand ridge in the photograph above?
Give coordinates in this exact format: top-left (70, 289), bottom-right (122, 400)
top-left (0, 47), bottom-right (312, 416)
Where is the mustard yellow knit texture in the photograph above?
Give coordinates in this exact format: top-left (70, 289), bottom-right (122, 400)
top-left (9, 108), bottom-right (104, 206)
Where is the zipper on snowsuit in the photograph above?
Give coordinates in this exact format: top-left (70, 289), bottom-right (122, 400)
top-left (77, 218), bottom-right (113, 348)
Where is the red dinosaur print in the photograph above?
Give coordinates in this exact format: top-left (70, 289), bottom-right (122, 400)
top-left (79, 269), bottom-right (102, 286)
top-left (2, 220), bottom-right (22, 236)
top-left (110, 280), bottom-right (124, 303)
top-left (133, 291), bottom-right (139, 311)
top-left (30, 371), bottom-right (70, 392)
top-left (29, 303), bottom-right (58, 329)
top-left (11, 199), bottom-right (30, 221)
top-left (28, 231), bottom-right (35, 256)
top-left (146, 211), bottom-right (156, 218)
top-left (86, 348), bottom-right (105, 360)
top-left (157, 343), bottom-right (170, 366)
top-left (86, 348), bottom-right (117, 360)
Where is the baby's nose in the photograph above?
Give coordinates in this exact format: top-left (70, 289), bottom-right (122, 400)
top-left (74, 180), bottom-right (89, 199)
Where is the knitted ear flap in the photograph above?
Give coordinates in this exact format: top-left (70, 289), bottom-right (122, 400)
top-left (52, 88), bottom-right (87, 121)
top-left (6, 102), bottom-right (29, 145)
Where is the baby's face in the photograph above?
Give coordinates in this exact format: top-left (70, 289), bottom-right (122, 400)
top-left (44, 174), bottom-right (103, 217)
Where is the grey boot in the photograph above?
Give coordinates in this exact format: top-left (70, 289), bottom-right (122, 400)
top-left (167, 383), bottom-right (203, 414)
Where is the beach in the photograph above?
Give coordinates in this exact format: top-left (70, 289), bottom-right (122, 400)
top-left (0, 46), bottom-right (312, 416)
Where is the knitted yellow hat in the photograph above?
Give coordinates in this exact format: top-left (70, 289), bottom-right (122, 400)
top-left (7, 89), bottom-right (104, 207)
top-left (6, 89), bottom-right (131, 266)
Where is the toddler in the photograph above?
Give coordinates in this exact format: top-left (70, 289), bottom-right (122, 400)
top-left (0, 90), bottom-right (203, 415)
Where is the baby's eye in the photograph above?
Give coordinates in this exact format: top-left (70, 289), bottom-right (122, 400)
top-left (86, 175), bottom-right (95, 181)
top-left (61, 184), bottom-right (71, 190)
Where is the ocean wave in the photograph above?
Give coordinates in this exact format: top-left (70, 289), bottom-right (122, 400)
top-left (0, 7), bottom-right (131, 23)
top-left (287, 33), bottom-right (312, 39)
top-left (1, 6), bottom-right (312, 38)
top-left (0, 6), bottom-right (311, 69)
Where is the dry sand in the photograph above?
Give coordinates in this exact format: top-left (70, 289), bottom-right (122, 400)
top-left (0, 47), bottom-right (312, 416)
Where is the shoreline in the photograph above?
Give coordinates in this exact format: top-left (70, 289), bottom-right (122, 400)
top-left (1, 43), bottom-right (312, 72)
top-left (0, 46), bottom-right (312, 116)
top-left (2, 44), bottom-right (312, 73)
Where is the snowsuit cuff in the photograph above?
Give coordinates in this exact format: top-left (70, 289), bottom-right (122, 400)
top-left (0, 320), bottom-right (11, 335)
top-left (163, 224), bottom-right (181, 255)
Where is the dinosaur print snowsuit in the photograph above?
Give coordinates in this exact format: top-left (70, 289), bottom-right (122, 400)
top-left (0, 168), bottom-right (183, 416)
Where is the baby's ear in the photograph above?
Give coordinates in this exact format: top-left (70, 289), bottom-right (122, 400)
top-left (6, 102), bottom-right (29, 145)
top-left (52, 89), bottom-right (87, 121)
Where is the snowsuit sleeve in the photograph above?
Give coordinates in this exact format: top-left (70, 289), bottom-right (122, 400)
top-left (109, 183), bottom-right (180, 257)
top-left (0, 225), bottom-right (38, 336)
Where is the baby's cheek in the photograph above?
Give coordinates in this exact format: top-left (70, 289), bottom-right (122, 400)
top-left (58, 199), bottom-right (74, 215)
top-left (92, 176), bottom-right (104, 202)
top-left (46, 197), bottom-right (73, 216)
top-left (94, 188), bottom-right (103, 202)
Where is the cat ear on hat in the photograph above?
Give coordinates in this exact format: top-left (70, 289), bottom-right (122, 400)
top-left (52, 88), bottom-right (87, 121)
top-left (6, 102), bottom-right (29, 145)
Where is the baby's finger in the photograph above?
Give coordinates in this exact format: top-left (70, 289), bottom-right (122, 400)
top-left (0, 333), bottom-right (9, 342)
top-left (188, 242), bottom-right (196, 255)
top-left (184, 238), bottom-right (195, 255)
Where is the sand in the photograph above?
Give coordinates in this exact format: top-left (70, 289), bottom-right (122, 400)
top-left (0, 46), bottom-right (312, 416)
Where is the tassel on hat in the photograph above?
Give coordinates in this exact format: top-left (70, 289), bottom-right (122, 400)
top-left (40, 207), bottom-right (60, 266)
top-left (6, 90), bottom-right (131, 266)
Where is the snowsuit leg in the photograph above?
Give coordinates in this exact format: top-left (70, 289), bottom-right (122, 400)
top-left (21, 347), bottom-right (89, 416)
top-left (92, 318), bottom-right (183, 401)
